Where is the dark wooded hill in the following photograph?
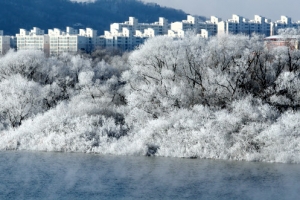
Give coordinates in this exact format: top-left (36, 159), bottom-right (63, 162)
top-left (0, 0), bottom-right (205, 35)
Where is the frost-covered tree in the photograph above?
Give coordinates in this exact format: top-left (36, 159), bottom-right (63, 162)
top-left (0, 75), bottom-right (45, 128)
top-left (1, 33), bottom-right (300, 163)
top-left (0, 50), bottom-right (46, 81)
top-left (123, 35), bottom-right (210, 123)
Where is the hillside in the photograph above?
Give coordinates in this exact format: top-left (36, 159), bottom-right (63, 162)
top-left (0, 0), bottom-right (203, 35)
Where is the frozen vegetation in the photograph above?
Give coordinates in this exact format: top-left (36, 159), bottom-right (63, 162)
top-left (1, 32), bottom-right (300, 163)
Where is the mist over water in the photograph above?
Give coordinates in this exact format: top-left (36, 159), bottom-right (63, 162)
top-left (0, 151), bottom-right (299, 200)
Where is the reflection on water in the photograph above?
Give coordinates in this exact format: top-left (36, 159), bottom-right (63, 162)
top-left (0, 151), bottom-right (299, 200)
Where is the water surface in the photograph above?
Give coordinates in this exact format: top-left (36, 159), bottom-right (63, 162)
top-left (0, 151), bottom-right (299, 199)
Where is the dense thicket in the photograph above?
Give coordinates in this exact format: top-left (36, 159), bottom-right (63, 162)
top-left (1, 33), bottom-right (300, 163)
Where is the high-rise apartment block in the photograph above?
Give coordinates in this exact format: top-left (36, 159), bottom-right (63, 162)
top-left (99, 17), bottom-right (168, 51)
top-left (170, 15), bottom-right (199, 33)
top-left (110, 17), bottom-right (168, 35)
top-left (198, 16), bottom-right (222, 36)
top-left (14, 27), bottom-right (97, 56)
top-left (271, 16), bottom-right (300, 35)
top-left (16, 27), bottom-right (50, 55)
top-left (0, 14), bottom-right (299, 55)
top-left (48, 27), bottom-right (97, 56)
top-left (217, 14), bottom-right (271, 36)
top-left (169, 15), bottom-right (221, 38)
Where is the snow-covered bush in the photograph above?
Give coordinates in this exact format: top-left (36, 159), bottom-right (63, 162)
top-left (0, 75), bottom-right (45, 128)
top-left (1, 33), bottom-right (300, 163)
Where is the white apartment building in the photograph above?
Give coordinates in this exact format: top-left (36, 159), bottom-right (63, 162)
top-left (110, 17), bottom-right (168, 36)
top-left (99, 28), bottom-right (150, 51)
top-left (100, 17), bottom-right (166, 51)
top-left (100, 27), bottom-right (134, 51)
top-left (248, 15), bottom-right (271, 36)
top-left (5, 14), bottom-right (300, 55)
top-left (15, 27), bottom-right (96, 56)
top-left (170, 15), bottom-right (221, 38)
top-left (271, 16), bottom-right (300, 35)
top-left (16, 27), bottom-right (50, 55)
top-left (48, 27), bottom-right (85, 56)
top-left (218, 15), bottom-right (244, 35)
top-left (171, 15), bottom-right (199, 32)
top-left (271, 16), bottom-right (292, 35)
top-left (218, 14), bottom-right (271, 36)
top-left (134, 30), bottom-right (152, 46)
top-left (79, 28), bottom-right (97, 52)
top-left (218, 15), bottom-right (239, 35)
top-left (48, 27), bottom-right (97, 56)
top-left (0, 31), bottom-right (11, 55)
top-left (198, 16), bottom-right (222, 36)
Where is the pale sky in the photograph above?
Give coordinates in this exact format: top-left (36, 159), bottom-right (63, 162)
top-left (142, 0), bottom-right (300, 21)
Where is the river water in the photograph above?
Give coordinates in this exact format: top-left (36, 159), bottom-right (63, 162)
top-left (0, 151), bottom-right (299, 199)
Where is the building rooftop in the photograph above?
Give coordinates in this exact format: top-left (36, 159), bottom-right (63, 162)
top-left (265, 35), bottom-right (300, 40)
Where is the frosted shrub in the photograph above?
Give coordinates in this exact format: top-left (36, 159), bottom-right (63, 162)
top-left (0, 50), bottom-right (47, 81)
top-left (254, 111), bottom-right (300, 163)
top-left (0, 75), bottom-right (45, 128)
top-left (0, 98), bottom-right (128, 152)
top-left (271, 72), bottom-right (300, 107)
top-left (127, 97), bottom-right (280, 161)
top-left (230, 96), bottom-right (279, 123)
top-left (1, 34), bottom-right (300, 163)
